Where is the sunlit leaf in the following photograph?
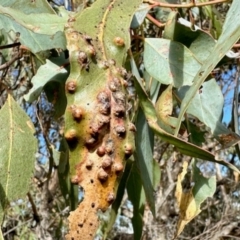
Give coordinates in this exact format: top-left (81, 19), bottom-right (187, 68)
top-left (0, 0), bottom-right (55, 14)
top-left (131, 3), bottom-right (149, 29)
top-left (0, 4), bottom-right (67, 53)
top-left (134, 78), bottom-right (240, 173)
top-left (175, 0), bottom-right (240, 136)
top-left (0, 95), bottom-right (37, 226)
top-left (164, 11), bottom-right (216, 63)
top-left (144, 38), bottom-right (202, 87)
top-left (155, 84), bottom-right (178, 134)
top-left (177, 79), bottom-right (240, 147)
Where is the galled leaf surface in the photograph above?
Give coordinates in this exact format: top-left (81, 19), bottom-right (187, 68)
top-left (175, 0), bottom-right (240, 136)
top-left (0, 95), bottom-right (37, 226)
top-left (64, 0), bottom-right (142, 239)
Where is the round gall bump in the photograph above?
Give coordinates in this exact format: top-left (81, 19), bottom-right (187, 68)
top-left (115, 125), bottom-right (126, 137)
top-left (108, 77), bottom-right (120, 92)
top-left (66, 80), bottom-right (77, 93)
top-left (128, 123), bottom-right (136, 132)
top-left (113, 37), bottom-right (125, 47)
top-left (97, 169), bottom-right (108, 182)
top-left (98, 103), bottom-right (110, 115)
top-left (97, 146), bottom-right (106, 157)
top-left (113, 162), bottom-right (124, 174)
top-left (96, 114), bottom-right (110, 125)
top-left (70, 105), bottom-right (83, 120)
top-left (65, 129), bottom-right (78, 141)
top-left (71, 175), bottom-right (79, 184)
top-left (86, 137), bottom-right (97, 146)
top-left (98, 60), bottom-right (109, 69)
top-left (113, 91), bottom-right (125, 103)
top-left (102, 156), bottom-right (112, 169)
top-left (105, 140), bottom-right (114, 154)
top-left (124, 143), bottom-right (133, 155)
top-left (108, 59), bottom-right (116, 66)
top-left (116, 67), bottom-right (128, 79)
top-left (86, 45), bottom-right (96, 56)
top-left (97, 91), bottom-right (110, 104)
top-left (78, 51), bottom-right (88, 64)
top-left (114, 104), bottom-right (126, 117)
top-left (86, 159), bottom-right (93, 169)
top-left (106, 192), bottom-right (115, 204)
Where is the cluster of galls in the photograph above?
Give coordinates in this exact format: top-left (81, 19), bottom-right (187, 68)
top-left (64, 35), bottom-right (136, 214)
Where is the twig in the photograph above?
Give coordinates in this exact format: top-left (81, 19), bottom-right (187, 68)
top-left (0, 53), bottom-right (21, 71)
top-left (3, 219), bottom-right (32, 236)
top-left (27, 192), bottom-right (41, 223)
top-left (144, 0), bottom-right (230, 9)
top-left (233, 43), bottom-right (240, 48)
top-left (0, 42), bottom-right (21, 50)
top-left (146, 14), bottom-right (165, 28)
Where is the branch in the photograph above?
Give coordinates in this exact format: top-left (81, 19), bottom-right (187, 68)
top-left (0, 53), bottom-right (21, 70)
top-left (0, 42), bottom-right (21, 50)
top-left (146, 14), bottom-right (165, 27)
top-left (144, 0), bottom-right (231, 8)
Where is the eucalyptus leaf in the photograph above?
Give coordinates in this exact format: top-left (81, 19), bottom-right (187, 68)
top-left (175, 0), bottom-right (240, 137)
top-left (0, 95), bottom-right (37, 225)
top-left (127, 162), bottom-right (146, 240)
top-left (144, 38), bottom-right (202, 87)
top-left (177, 79), bottom-right (240, 147)
top-left (134, 78), bottom-right (240, 173)
top-left (24, 59), bottom-right (68, 103)
top-left (0, 0), bottom-right (55, 14)
top-left (135, 109), bottom-right (156, 217)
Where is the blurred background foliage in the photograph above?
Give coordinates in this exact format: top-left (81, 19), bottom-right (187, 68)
top-left (0, 0), bottom-right (240, 239)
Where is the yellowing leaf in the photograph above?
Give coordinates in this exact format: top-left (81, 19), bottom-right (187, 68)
top-left (155, 84), bottom-right (178, 133)
top-left (175, 160), bottom-right (216, 238)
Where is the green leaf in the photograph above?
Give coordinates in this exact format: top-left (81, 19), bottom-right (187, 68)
top-left (144, 38), bottom-right (202, 87)
top-left (177, 79), bottom-right (240, 146)
top-left (175, 0), bottom-right (240, 136)
top-left (0, 9), bottom-right (66, 53)
top-left (143, 70), bottom-right (161, 104)
top-left (74, 0), bottom-right (142, 65)
top-left (199, 0), bottom-right (223, 38)
top-left (134, 78), bottom-right (240, 173)
top-left (164, 11), bottom-right (216, 63)
top-left (24, 59), bottom-right (68, 103)
top-left (127, 162), bottom-right (146, 240)
top-left (187, 121), bottom-right (206, 146)
top-left (0, 6), bottom-right (66, 35)
top-left (135, 109), bottom-right (160, 217)
top-left (131, 3), bottom-right (149, 29)
top-left (0, 95), bottom-right (37, 226)
top-left (0, 0), bottom-right (55, 14)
